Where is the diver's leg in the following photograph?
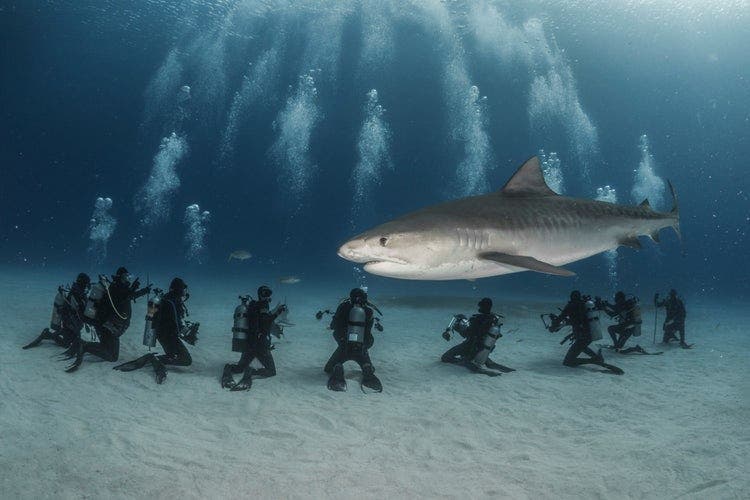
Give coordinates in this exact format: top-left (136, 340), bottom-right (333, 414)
top-left (358, 350), bottom-right (382, 392)
top-left (607, 325), bottom-right (619, 347)
top-left (113, 353), bottom-right (155, 372)
top-left (231, 347), bottom-right (258, 391)
top-left (441, 342), bottom-right (469, 364)
top-left (149, 355), bottom-right (167, 384)
top-left (324, 345), bottom-right (345, 374)
top-left (157, 336), bottom-right (192, 367)
top-left (250, 348), bottom-right (276, 378)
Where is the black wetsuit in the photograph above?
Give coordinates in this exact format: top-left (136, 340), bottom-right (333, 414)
top-left (227, 299), bottom-right (279, 379)
top-left (324, 300), bottom-right (375, 374)
top-left (153, 292), bottom-right (192, 369)
top-left (84, 279), bottom-right (148, 362)
top-left (441, 313), bottom-right (498, 369)
top-left (555, 298), bottom-right (600, 367)
top-left (656, 295), bottom-right (686, 344)
top-left (603, 298), bottom-right (642, 351)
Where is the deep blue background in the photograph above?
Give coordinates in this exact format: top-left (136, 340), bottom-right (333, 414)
top-left (1, 1), bottom-right (748, 300)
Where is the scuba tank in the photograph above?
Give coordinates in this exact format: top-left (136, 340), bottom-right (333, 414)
top-left (586, 300), bottom-right (602, 341)
top-left (231, 295), bottom-right (250, 352)
top-left (346, 304), bottom-right (367, 344)
top-left (50, 288), bottom-right (66, 331)
top-left (471, 314), bottom-right (503, 367)
top-left (142, 290), bottom-right (162, 348)
top-left (84, 276), bottom-right (107, 321)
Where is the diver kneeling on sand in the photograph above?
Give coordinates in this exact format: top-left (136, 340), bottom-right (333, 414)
top-left (23, 272), bottom-right (90, 350)
top-left (114, 278), bottom-right (198, 384)
top-left (64, 267), bottom-right (151, 372)
top-left (322, 287), bottom-right (383, 393)
top-left (655, 289), bottom-right (691, 349)
top-left (441, 297), bottom-right (514, 376)
top-left (600, 291), bottom-right (658, 355)
top-left (221, 285), bottom-right (286, 391)
top-left (545, 291), bottom-right (623, 374)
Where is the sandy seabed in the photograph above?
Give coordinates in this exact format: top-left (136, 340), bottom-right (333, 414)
top-left (1, 271), bottom-right (747, 499)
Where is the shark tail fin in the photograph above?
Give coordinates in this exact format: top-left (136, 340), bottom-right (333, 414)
top-left (667, 180), bottom-right (680, 240)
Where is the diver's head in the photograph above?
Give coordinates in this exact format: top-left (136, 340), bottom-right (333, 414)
top-left (349, 287), bottom-right (367, 306)
top-left (170, 277), bottom-right (188, 300)
top-left (570, 290), bottom-right (581, 302)
top-left (114, 267), bottom-right (131, 285)
top-left (75, 273), bottom-right (91, 289)
top-left (257, 285), bottom-right (272, 302)
top-left (478, 297), bottom-right (493, 314)
top-left (615, 291), bottom-right (626, 303)
top-left (669, 289), bottom-right (677, 297)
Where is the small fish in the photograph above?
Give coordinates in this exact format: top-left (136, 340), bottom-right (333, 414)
top-left (278, 276), bottom-right (301, 284)
top-left (228, 250), bottom-right (252, 262)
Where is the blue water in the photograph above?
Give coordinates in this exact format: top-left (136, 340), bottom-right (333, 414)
top-left (2, 1), bottom-right (748, 300)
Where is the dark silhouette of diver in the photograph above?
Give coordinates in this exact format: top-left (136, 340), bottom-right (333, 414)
top-left (601, 291), bottom-right (652, 355)
top-left (441, 297), bottom-right (514, 376)
top-left (23, 273), bottom-right (90, 350)
top-left (114, 278), bottom-right (197, 384)
top-left (547, 291), bottom-right (623, 374)
top-left (324, 288), bottom-right (382, 392)
top-left (221, 286), bottom-right (286, 391)
top-left (65, 267), bottom-right (150, 372)
top-left (655, 289), bottom-right (690, 348)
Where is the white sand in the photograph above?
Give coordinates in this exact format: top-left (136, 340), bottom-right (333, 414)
top-left (1, 271), bottom-right (747, 499)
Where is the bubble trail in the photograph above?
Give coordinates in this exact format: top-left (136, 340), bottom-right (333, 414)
top-left (88, 197), bottom-right (117, 264)
top-left (351, 89), bottom-right (392, 227)
top-left (595, 185), bottom-right (619, 287)
top-left (539, 150), bottom-right (564, 194)
top-left (632, 134), bottom-right (666, 209)
top-left (135, 132), bottom-right (189, 227)
top-left (184, 204), bottom-right (211, 263)
top-left (269, 73), bottom-right (321, 205)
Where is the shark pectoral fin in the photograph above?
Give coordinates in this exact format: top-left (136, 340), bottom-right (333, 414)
top-left (478, 252), bottom-right (575, 277)
top-left (619, 236), bottom-right (642, 249)
top-left (649, 230), bottom-right (660, 243)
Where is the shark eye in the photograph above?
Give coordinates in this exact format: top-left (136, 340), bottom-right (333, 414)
top-left (379, 237), bottom-right (388, 247)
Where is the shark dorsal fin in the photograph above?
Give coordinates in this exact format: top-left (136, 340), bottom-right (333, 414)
top-left (499, 156), bottom-right (558, 197)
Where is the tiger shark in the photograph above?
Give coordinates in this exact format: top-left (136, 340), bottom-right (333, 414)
top-left (338, 156), bottom-right (680, 280)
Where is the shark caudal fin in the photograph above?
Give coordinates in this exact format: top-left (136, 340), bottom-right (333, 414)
top-left (667, 180), bottom-right (680, 240)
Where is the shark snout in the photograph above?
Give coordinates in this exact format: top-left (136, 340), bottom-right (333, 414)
top-left (337, 239), bottom-right (370, 263)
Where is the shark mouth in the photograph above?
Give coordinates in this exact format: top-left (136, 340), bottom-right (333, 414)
top-left (364, 257), bottom-right (409, 266)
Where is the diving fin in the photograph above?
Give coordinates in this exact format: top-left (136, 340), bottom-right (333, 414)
top-left (478, 252), bottom-right (575, 277)
top-left (485, 359), bottom-right (515, 373)
top-left (22, 329), bottom-right (52, 349)
top-left (221, 365), bottom-right (236, 389)
top-left (360, 365), bottom-right (382, 393)
top-left (327, 364), bottom-right (347, 392)
top-left (230, 372), bottom-right (253, 392)
top-left (113, 354), bottom-right (154, 372)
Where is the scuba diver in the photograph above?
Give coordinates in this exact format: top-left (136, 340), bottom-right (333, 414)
top-left (221, 285), bottom-right (286, 391)
top-left (114, 278), bottom-right (198, 384)
top-left (64, 267), bottom-right (150, 372)
top-left (440, 297), bottom-right (514, 376)
top-left (23, 273), bottom-right (91, 350)
top-left (600, 291), bottom-right (657, 355)
top-left (655, 289), bottom-right (691, 348)
top-left (322, 287), bottom-right (383, 393)
top-left (545, 291), bottom-right (623, 374)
